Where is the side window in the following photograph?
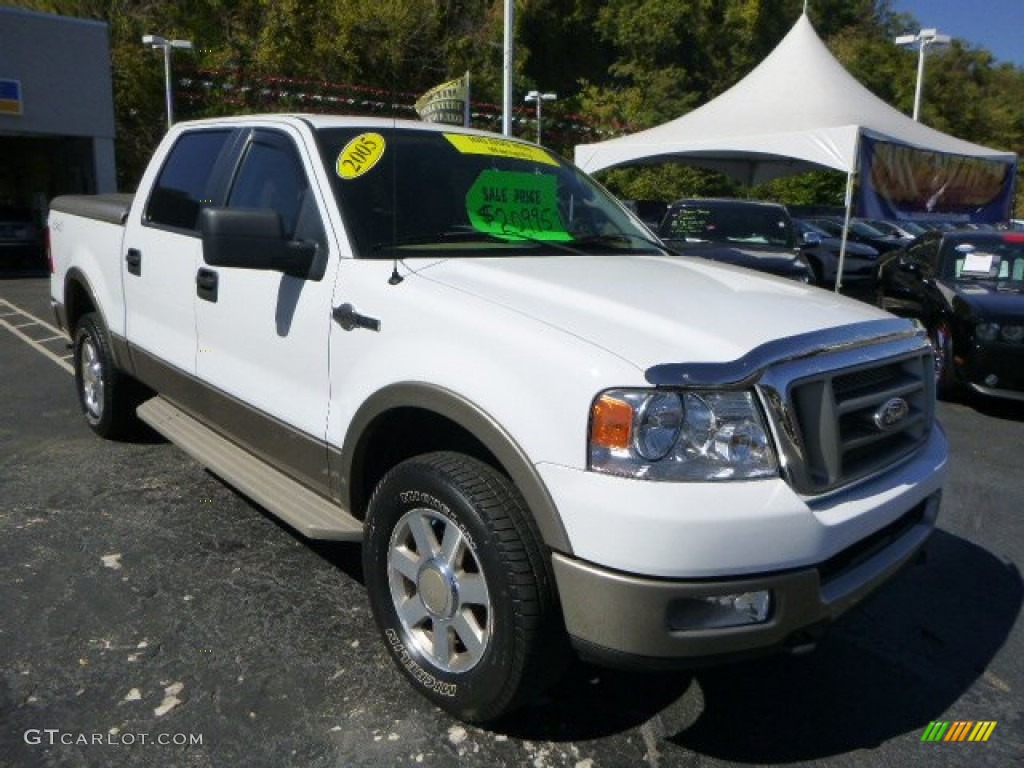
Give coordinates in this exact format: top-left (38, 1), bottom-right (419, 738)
top-left (226, 134), bottom-right (322, 243)
top-left (145, 130), bottom-right (232, 231)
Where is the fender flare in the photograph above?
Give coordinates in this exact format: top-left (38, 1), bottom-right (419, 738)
top-left (338, 382), bottom-right (572, 554)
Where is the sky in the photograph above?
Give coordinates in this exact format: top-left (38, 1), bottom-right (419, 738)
top-left (890, 0), bottom-right (1024, 67)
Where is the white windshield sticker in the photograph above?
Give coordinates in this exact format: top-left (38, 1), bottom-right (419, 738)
top-left (962, 252), bottom-right (994, 274)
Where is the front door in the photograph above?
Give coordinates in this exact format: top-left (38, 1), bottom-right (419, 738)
top-left (194, 127), bottom-right (339, 493)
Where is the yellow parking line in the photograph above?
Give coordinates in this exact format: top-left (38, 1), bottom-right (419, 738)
top-left (0, 299), bottom-right (74, 375)
top-left (0, 299), bottom-right (66, 337)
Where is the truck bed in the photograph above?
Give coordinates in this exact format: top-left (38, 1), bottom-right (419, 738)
top-left (50, 193), bottom-right (134, 226)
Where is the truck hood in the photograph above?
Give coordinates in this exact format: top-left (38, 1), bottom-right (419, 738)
top-left (414, 255), bottom-right (889, 371)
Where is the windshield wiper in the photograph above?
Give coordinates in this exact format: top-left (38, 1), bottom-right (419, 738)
top-left (572, 232), bottom-right (674, 254)
top-left (374, 228), bottom-right (591, 255)
top-left (373, 230), bottom-right (507, 251)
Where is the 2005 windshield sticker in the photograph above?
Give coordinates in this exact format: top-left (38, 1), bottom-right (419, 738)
top-left (336, 132), bottom-right (386, 180)
top-left (466, 170), bottom-right (571, 241)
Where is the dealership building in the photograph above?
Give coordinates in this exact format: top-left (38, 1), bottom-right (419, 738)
top-left (0, 6), bottom-right (116, 220)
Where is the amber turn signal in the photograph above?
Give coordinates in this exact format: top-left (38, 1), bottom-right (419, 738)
top-left (590, 394), bottom-right (633, 449)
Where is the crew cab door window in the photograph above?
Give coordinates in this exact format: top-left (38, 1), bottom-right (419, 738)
top-left (145, 130), bottom-right (232, 231)
top-left (226, 131), bottom-right (325, 249)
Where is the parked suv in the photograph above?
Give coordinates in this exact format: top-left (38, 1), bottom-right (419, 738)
top-left (657, 198), bottom-right (814, 283)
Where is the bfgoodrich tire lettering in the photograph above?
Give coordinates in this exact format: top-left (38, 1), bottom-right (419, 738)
top-left (363, 451), bottom-right (565, 722)
top-left (73, 312), bottom-right (139, 439)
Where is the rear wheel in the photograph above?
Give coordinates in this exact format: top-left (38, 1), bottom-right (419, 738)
top-left (363, 451), bottom-right (565, 722)
top-left (73, 312), bottom-right (139, 439)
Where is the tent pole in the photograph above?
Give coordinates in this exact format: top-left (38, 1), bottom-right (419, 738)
top-left (836, 171), bottom-right (853, 293)
top-left (836, 171), bottom-right (854, 293)
top-left (836, 161), bottom-right (857, 293)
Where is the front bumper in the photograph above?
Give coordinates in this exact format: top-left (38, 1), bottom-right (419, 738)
top-left (553, 490), bottom-right (940, 666)
top-left (961, 342), bottom-right (1024, 400)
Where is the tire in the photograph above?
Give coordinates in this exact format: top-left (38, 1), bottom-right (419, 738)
top-left (806, 256), bottom-right (825, 287)
top-left (363, 451), bottom-right (565, 722)
top-left (73, 312), bottom-right (139, 439)
top-left (930, 321), bottom-right (957, 399)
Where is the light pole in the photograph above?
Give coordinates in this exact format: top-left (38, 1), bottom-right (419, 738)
top-left (524, 90), bottom-right (556, 145)
top-left (142, 34), bottom-right (193, 130)
top-left (502, 0), bottom-right (514, 136)
top-left (894, 28), bottom-right (950, 122)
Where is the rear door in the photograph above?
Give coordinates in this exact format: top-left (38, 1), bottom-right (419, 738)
top-left (122, 128), bottom-right (237, 377)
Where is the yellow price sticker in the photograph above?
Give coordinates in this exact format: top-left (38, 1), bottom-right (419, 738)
top-left (444, 133), bottom-right (559, 166)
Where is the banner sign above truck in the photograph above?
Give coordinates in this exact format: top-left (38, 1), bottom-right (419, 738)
top-left (857, 136), bottom-right (1016, 224)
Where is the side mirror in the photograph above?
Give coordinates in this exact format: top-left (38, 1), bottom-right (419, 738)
top-left (801, 231), bottom-right (822, 246)
top-left (199, 207), bottom-right (316, 278)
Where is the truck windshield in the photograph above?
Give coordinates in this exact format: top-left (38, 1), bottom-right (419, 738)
top-left (315, 127), bottom-right (663, 258)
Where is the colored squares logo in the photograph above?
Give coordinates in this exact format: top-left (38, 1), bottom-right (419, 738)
top-left (921, 721), bottom-right (997, 742)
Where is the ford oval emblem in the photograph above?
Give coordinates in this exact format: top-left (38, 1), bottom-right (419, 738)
top-left (873, 397), bottom-right (910, 430)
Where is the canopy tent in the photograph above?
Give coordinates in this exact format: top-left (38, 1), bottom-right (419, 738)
top-left (574, 13), bottom-right (1017, 289)
top-left (574, 13), bottom-right (1016, 185)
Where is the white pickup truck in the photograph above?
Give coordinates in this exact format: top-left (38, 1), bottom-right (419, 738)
top-left (49, 114), bottom-right (947, 722)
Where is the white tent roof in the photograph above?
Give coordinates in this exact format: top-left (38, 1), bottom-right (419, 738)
top-left (574, 14), bottom-right (1016, 184)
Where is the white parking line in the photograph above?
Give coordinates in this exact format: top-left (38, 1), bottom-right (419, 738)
top-left (0, 299), bottom-right (74, 375)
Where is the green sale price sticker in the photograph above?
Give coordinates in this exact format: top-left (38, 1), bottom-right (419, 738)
top-left (466, 170), bottom-right (571, 241)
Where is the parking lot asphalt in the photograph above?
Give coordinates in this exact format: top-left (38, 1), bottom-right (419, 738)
top-left (1, 272), bottom-right (1022, 767)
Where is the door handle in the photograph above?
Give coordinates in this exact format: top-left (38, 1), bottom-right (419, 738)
top-left (196, 268), bottom-right (219, 302)
top-left (126, 248), bottom-right (142, 276)
top-left (332, 303), bottom-right (380, 332)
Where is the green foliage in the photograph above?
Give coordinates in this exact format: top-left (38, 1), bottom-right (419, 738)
top-left (11, 0), bottom-right (1023, 215)
top-left (596, 165), bottom-right (740, 202)
top-left (754, 170), bottom-right (848, 207)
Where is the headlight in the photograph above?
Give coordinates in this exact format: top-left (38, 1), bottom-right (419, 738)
top-left (634, 392), bottom-right (684, 460)
top-left (1000, 324), bottom-right (1024, 343)
top-left (589, 389), bottom-right (778, 481)
top-left (976, 322), bottom-right (1000, 342)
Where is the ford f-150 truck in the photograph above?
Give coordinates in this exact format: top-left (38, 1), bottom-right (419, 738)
top-left (49, 115), bottom-right (947, 722)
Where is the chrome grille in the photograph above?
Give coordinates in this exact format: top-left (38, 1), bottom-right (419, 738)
top-left (758, 342), bottom-right (935, 497)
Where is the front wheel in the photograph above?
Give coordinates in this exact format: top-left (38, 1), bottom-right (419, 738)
top-left (363, 452), bottom-right (565, 722)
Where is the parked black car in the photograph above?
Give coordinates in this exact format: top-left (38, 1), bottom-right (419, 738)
top-left (876, 230), bottom-right (1024, 400)
top-left (793, 218), bottom-right (879, 292)
top-left (657, 198), bottom-right (813, 283)
top-left (862, 218), bottom-right (927, 241)
top-left (0, 205), bottom-right (44, 270)
top-left (805, 216), bottom-right (905, 254)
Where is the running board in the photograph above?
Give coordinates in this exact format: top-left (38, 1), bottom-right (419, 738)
top-left (137, 396), bottom-right (363, 541)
